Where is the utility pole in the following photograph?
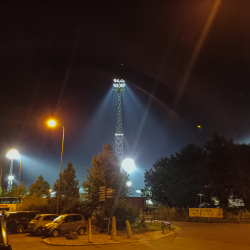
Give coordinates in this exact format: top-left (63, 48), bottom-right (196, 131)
top-left (113, 79), bottom-right (126, 160)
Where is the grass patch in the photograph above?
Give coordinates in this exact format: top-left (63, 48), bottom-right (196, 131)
top-left (131, 222), bottom-right (172, 234)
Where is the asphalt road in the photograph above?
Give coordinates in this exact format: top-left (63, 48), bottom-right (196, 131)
top-left (8, 221), bottom-right (250, 250)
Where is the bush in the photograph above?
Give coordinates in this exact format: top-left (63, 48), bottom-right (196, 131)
top-left (19, 195), bottom-right (48, 211)
top-left (113, 200), bottom-right (140, 229)
top-left (61, 199), bottom-right (93, 219)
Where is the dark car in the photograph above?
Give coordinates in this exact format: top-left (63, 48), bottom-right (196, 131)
top-left (6, 211), bottom-right (39, 233)
top-left (0, 217), bottom-right (11, 250)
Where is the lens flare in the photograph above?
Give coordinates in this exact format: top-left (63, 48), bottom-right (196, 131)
top-left (122, 158), bottom-right (136, 173)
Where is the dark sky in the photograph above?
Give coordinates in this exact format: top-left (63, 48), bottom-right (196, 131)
top-left (1, 0), bottom-right (250, 193)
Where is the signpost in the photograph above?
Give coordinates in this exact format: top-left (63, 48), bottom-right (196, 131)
top-left (99, 186), bottom-right (116, 204)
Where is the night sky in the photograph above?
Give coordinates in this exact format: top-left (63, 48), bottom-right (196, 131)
top-left (1, 1), bottom-right (250, 194)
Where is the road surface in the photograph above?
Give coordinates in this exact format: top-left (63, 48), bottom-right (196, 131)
top-left (8, 221), bottom-right (250, 250)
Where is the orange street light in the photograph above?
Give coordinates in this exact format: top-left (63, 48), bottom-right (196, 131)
top-left (47, 119), bottom-right (65, 215)
top-left (47, 119), bottom-right (56, 127)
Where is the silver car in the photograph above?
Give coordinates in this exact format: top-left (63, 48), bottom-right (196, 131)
top-left (44, 214), bottom-right (86, 237)
top-left (27, 214), bottom-right (58, 235)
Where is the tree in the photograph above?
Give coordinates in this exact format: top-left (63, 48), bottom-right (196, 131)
top-left (143, 134), bottom-right (250, 209)
top-left (204, 134), bottom-right (236, 208)
top-left (143, 144), bottom-right (208, 207)
top-left (82, 143), bottom-right (130, 208)
top-left (29, 175), bottom-right (50, 197)
top-left (53, 162), bottom-right (79, 199)
top-left (231, 143), bottom-right (250, 209)
top-left (1, 188), bottom-right (7, 197)
top-left (204, 134), bottom-right (250, 209)
top-left (7, 182), bottom-right (27, 197)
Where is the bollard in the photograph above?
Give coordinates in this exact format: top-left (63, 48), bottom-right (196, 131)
top-left (111, 216), bottom-right (116, 240)
top-left (125, 220), bottom-right (133, 239)
top-left (88, 218), bottom-right (91, 243)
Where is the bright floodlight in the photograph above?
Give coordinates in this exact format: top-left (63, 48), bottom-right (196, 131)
top-left (8, 176), bottom-right (14, 181)
top-left (127, 181), bottom-right (132, 187)
top-left (6, 149), bottom-right (20, 159)
top-left (48, 119), bottom-right (56, 127)
top-left (121, 158), bottom-right (136, 173)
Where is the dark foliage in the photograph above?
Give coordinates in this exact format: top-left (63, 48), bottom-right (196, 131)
top-left (143, 134), bottom-right (250, 209)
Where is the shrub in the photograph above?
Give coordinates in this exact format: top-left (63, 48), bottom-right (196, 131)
top-left (113, 200), bottom-right (140, 229)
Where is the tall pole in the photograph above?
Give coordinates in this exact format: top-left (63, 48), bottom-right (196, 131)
top-left (0, 168), bottom-right (2, 186)
top-left (113, 79), bottom-right (125, 160)
top-left (198, 194), bottom-right (203, 218)
top-left (56, 125), bottom-right (64, 215)
top-left (7, 159), bottom-right (14, 191)
top-left (16, 155), bottom-right (22, 211)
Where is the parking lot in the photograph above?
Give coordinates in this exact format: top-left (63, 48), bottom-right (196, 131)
top-left (8, 222), bottom-right (250, 250)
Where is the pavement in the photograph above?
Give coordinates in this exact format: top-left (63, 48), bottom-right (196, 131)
top-left (44, 225), bottom-right (181, 246)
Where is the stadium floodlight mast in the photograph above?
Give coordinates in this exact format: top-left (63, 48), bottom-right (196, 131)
top-left (6, 149), bottom-right (22, 210)
top-left (6, 149), bottom-right (20, 191)
top-left (47, 119), bottom-right (65, 215)
top-left (113, 79), bottom-right (126, 160)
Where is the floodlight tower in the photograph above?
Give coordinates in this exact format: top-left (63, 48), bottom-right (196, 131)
top-left (7, 159), bottom-right (14, 191)
top-left (113, 79), bottom-right (126, 160)
top-left (6, 149), bottom-right (20, 192)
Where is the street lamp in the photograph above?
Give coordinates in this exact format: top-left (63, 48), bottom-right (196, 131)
top-left (198, 194), bottom-right (204, 218)
top-left (47, 119), bottom-right (65, 215)
top-left (6, 149), bottom-right (22, 211)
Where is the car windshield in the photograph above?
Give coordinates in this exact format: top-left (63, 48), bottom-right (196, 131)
top-left (53, 215), bottom-right (66, 223)
top-left (34, 215), bottom-right (41, 220)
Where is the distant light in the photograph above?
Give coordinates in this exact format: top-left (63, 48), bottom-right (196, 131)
top-left (49, 189), bottom-right (52, 193)
top-left (136, 190), bottom-right (141, 193)
top-left (8, 176), bottom-right (14, 181)
top-left (48, 120), bottom-right (56, 127)
top-left (197, 125), bottom-right (201, 128)
top-left (115, 133), bottom-right (124, 136)
top-left (6, 149), bottom-right (20, 160)
top-left (122, 159), bottom-right (136, 173)
top-left (127, 181), bottom-right (132, 187)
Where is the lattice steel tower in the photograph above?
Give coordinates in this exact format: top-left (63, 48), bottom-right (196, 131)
top-left (113, 79), bottom-right (126, 160)
top-left (7, 159), bottom-right (14, 191)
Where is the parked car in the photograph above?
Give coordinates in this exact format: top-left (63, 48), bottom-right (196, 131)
top-left (27, 214), bottom-right (58, 236)
top-left (0, 217), bottom-right (11, 250)
top-left (43, 214), bottom-right (86, 237)
top-left (6, 211), bottom-right (39, 233)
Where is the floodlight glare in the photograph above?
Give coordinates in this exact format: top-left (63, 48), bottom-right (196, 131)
top-left (6, 149), bottom-right (20, 160)
top-left (48, 119), bottom-right (56, 127)
top-left (127, 181), bottom-right (132, 187)
top-left (8, 175), bottom-right (14, 181)
top-left (122, 158), bottom-right (136, 173)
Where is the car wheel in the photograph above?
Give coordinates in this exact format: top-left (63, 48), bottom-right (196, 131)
top-left (36, 227), bottom-right (42, 236)
top-left (52, 229), bottom-right (60, 237)
top-left (16, 225), bottom-right (25, 233)
top-left (78, 227), bottom-right (86, 235)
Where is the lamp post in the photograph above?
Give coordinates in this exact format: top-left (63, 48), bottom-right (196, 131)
top-left (6, 149), bottom-right (21, 211)
top-left (198, 194), bottom-right (204, 218)
top-left (47, 119), bottom-right (65, 215)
